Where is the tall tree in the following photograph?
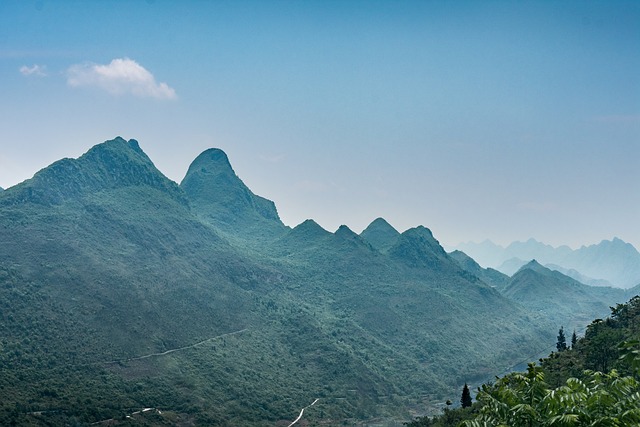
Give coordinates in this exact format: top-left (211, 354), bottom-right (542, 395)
top-left (556, 326), bottom-right (567, 352)
top-left (461, 383), bottom-right (472, 408)
top-left (571, 329), bottom-right (578, 348)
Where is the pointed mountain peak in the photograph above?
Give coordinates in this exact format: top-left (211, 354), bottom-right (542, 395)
top-left (1, 137), bottom-right (185, 206)
top-left (335, 224), bottom-right (357, 237)
top-left (181, 148), bottom-right (282, 230)
top-left (449, 250), bottom-right (477, 266)
top-left (515, 259), bottom-right (550, 275)
top-left (364, 217), bottom-right (398, 233)
top-left (360, 217), bottom-right (400, 252)
top-left (388, 225), bottom-right (451, 269)
top-left (604, 237), bottom-right (636, 251)
top-left (289, 219), bottom-right (331, 240)
top-left (334, 225), bottom-right (372, 250)
top-left (186, 148), bottom-right (234, 176)
top-left (403, 225), bottom-right (438, 241)
top-left (294, 219), bottom-right (328, 233)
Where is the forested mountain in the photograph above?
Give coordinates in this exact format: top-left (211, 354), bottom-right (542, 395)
top-left (454, 238), bottom-right (640, 289)
top-left (0, 137), bottom-right (632, 426)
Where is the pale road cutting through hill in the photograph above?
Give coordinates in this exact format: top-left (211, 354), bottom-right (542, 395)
top-left (287, 398), bottom-right (320, 427)
top-left (104, 328), bottom-right (248, 364)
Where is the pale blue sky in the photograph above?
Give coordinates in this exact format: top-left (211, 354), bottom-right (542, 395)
top-left (1, 0), bottom-right (638, 249)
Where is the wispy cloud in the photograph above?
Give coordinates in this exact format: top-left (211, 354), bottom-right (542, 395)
top-left (19, 64), bottom-right (47, 77)
top-left (67, 58), bottom-right (176, 100)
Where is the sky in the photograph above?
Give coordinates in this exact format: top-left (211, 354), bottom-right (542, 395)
top-left (1, 0), bottom-right (639, 250)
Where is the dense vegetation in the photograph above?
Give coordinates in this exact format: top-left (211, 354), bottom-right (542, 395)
top-left (406, 296), bottom-right (640, 427)
top-left (0, 137), bottom-right (634, 425)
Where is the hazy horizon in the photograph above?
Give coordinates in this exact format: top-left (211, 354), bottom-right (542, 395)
top-left (1, 1), bottom-right (638, 249)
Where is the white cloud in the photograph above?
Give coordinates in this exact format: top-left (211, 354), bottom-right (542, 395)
top-left (19, 64), bottom-right (47, 77)
top-left (67, 58), bottom-right (176, 100)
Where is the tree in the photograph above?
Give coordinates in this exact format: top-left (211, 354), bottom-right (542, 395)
top-left (463, 363), bottom-right (640, 427)
top-left (460, 383), bottom-right (472, 408)
top-left (571, 329), bottom-right (577, 348)
top-left (556, 326), bottom-right (567, 352)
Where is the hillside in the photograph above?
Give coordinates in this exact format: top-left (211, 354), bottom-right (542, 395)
top-left (0, 137), bottom-right (592, 426)
top-left (449, 255), bottom-right (632, 334)
top-left (448, 250), bottom-right (510, 290)
top-left (501, 261), bottom-right (630, 332)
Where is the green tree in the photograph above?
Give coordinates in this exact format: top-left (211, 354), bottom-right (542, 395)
top-left (571, 330), bottom-right (577, 349)
top-left (461, 383), bottom-right (472, 408)
top-left (556, 326), bottom-right (567, 352)
top-left (463, 363), bottom-right (640, 427)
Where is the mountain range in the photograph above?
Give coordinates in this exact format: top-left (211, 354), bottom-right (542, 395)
top-left (0, 137), bottom-right (636, 426)
top-left (454, 238), bottom-right (640, 289)
top-left (449, 252), bottom-right (639, 335)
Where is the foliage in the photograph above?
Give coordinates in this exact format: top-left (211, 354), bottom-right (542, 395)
top-left (463, 363), bottom-right (640, 427)
top-left (542, 295), bottom-right (640, 387)
top-left (462, 295), bottom-right (640, 426)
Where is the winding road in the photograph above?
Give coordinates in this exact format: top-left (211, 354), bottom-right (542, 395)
top-left (287, 398), bottom-right (320, 427)
top-left (104, 328), bottom-right (248, 364)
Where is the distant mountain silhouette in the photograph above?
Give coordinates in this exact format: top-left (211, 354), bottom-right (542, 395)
top-left (498, 257), bottom-right (528, 276)
top-left (545, 264), bottom-right (614, 288)
top-left (455, 238), bottom-right (640, 288)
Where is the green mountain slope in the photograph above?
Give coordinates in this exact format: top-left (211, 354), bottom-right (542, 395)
top-left (0, 138), bottom-right (572, 426)
top-left (449, 250), bottom-right (510, 290)
top-left (502, 260), bottom-right (630, 332)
